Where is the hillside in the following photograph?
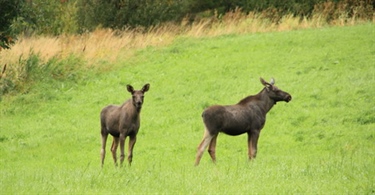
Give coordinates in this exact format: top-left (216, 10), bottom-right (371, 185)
top-left (0, 23), bottom-right (374, 194)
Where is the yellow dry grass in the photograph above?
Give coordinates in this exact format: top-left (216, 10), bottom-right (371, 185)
top-left (0, 9), bottom-right (373, 79)
top-left (0, 28), bottom-right (176, 68)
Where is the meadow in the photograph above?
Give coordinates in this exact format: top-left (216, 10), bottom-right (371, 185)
top-left (0, 23), bottom-right (374, 194)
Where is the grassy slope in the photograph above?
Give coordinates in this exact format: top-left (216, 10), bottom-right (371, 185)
top-left (1, 24), bottom-right (374, 194)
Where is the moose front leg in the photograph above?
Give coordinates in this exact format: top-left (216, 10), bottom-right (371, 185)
top-left (111, 137), bottom-right (119, 166)
top-left (119, 134), bottom-right (126, 166)
top-left (127, 135), bottom-right (137, 166)
top-left (247, 130), bottom-right (260, 160)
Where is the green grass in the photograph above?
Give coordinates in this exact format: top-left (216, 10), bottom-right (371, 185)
top-left (1, 24), bottom-right (374, 194)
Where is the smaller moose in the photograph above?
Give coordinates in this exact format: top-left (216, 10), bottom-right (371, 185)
top-left (195, 78), bottom-right (291, 166)
top-left (100, 83), bottom-right (150, 167)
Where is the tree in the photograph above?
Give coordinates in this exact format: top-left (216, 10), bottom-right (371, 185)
top-left (0, 0), bottom-right (20, 49)
top-left (76, 0), bottom-right (189, 32)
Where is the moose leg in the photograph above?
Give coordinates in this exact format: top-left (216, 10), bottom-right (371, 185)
top-left (100, 133), bottom-right (108, 167)
top-left (111, 137), bottom-right (119, 166)
top-left (195, 129), bottom-right (215, 166)
top-left (127, 135), bottom-right (137, 166)
top-left (119, 133), bottom-right (126, 167)
top-left (247, 130), bottom-right (260, 160)
top-left (208, 134), bottom-right (218, 163)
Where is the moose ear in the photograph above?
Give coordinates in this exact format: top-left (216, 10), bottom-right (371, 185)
top-left (260, 77), bottom-right (272, 91)
top-left (142, 83), bottom-right (150, 93)
top-left (126, 85), bottom-right (134, 93)
top-left (270, 78), bottom-right (275, 85)
top-left (260, 77), bottom-right (267, 86)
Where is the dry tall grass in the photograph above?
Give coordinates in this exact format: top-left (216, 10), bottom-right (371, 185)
top-left (0, 28), bottom-right (176, 68)
top-left (0, 7), bottom-right (373, 95)
top-left (1, 9), bottom-right (373, 67)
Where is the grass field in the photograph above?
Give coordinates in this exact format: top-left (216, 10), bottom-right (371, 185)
top-left (1, 23), bottom-right (374, 194)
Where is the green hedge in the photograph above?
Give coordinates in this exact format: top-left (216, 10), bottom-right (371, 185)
top-left (2, 0), bottom-right (374, 36)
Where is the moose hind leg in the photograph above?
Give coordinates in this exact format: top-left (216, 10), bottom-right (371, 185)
top-left (101, 132), bottom-right (108, 167)
top-left (111, 137), bottom-right (119, 166)
top-left (195, 129), bottom-right (215, 166)
top-left (127, 135), bottom-right (137, 166)
top-left (208, 134), bottom-right (218, 163)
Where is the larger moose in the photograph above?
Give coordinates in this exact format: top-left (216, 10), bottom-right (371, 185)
top-left (100, 83), bottom-right (150, 167)
top-left (195, 78), bottom-right (291, 166)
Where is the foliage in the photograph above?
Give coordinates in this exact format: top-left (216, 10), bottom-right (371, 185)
top-left (10, 0), bottom-right (78, 36)
top-left (312, 0), bottom-right (375, 23)
top-left (3, 0), bottom-right (373, 36)
top-left (0, 52), bottom-right (84, 98)
top-left (75, 0), bottom-right (374, 31)
top-left (189, 0), bottom-right (322, 16)
top-left (0, 0), bottom-right (20, 49)
top-left (1, 3), bottom-right (373, 98)
top-left (76, 0), bottom-right (189, 31)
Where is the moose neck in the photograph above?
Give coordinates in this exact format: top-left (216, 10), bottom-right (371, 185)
top-left (132, 105), bottom-right (142, 113)
top-left (126, 104), bottom-right (141, 123)
top-left (122, 100), bottom-right (141, 117)
top-left (257, 88), bottom-right (276, 114)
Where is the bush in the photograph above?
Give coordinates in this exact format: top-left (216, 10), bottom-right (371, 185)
top-left (10, 0), bottom-right (78, 36)
top-left (76, 0), bottom-right (189, 32)
top-left (313, 0), bottom-right (374, 23)
top-left (0, 52), bottom-right (84, 98)
top-left (0, 0), bottom-right (20, 49)
top-left (6, 0), bottom-right (374, 35)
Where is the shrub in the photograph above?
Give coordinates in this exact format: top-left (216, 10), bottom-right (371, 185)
top-left (10, 0), bottom-right (78, 36)
top-left (0, 0), bottom-right (20, 49)
top-left (76, 0), bottom-right (189, 32)
top-left (0, 52), bottom-right (84, 98)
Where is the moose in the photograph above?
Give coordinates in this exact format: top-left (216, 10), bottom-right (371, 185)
top-left (195, 78), bottom-right (291, 166)
top-left (100, 83), bottom-right (150, 167)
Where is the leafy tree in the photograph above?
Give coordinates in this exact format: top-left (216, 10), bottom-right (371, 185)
top-left (76, 0), bottom-right (189, 32)
top-left (0, 0), bottom-right (20, 49)
top-left (16, 0), bottom-right (63, 35)
top-left (11, 0), bottom-right (78, 36)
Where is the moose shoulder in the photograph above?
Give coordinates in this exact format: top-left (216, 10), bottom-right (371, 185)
top-left (195, 78), bottom-right (291, 166)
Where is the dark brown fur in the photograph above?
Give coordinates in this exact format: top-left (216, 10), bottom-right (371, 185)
top-left (100, 83), bottom-right (150, 167)
top-left (195, 78), bottom-right (291, 165)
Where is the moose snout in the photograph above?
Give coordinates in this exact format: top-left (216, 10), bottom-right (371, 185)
top-left (136, 101), bottom-right (143, 107)
top-left (285, 94), bottom-right (292, 102)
